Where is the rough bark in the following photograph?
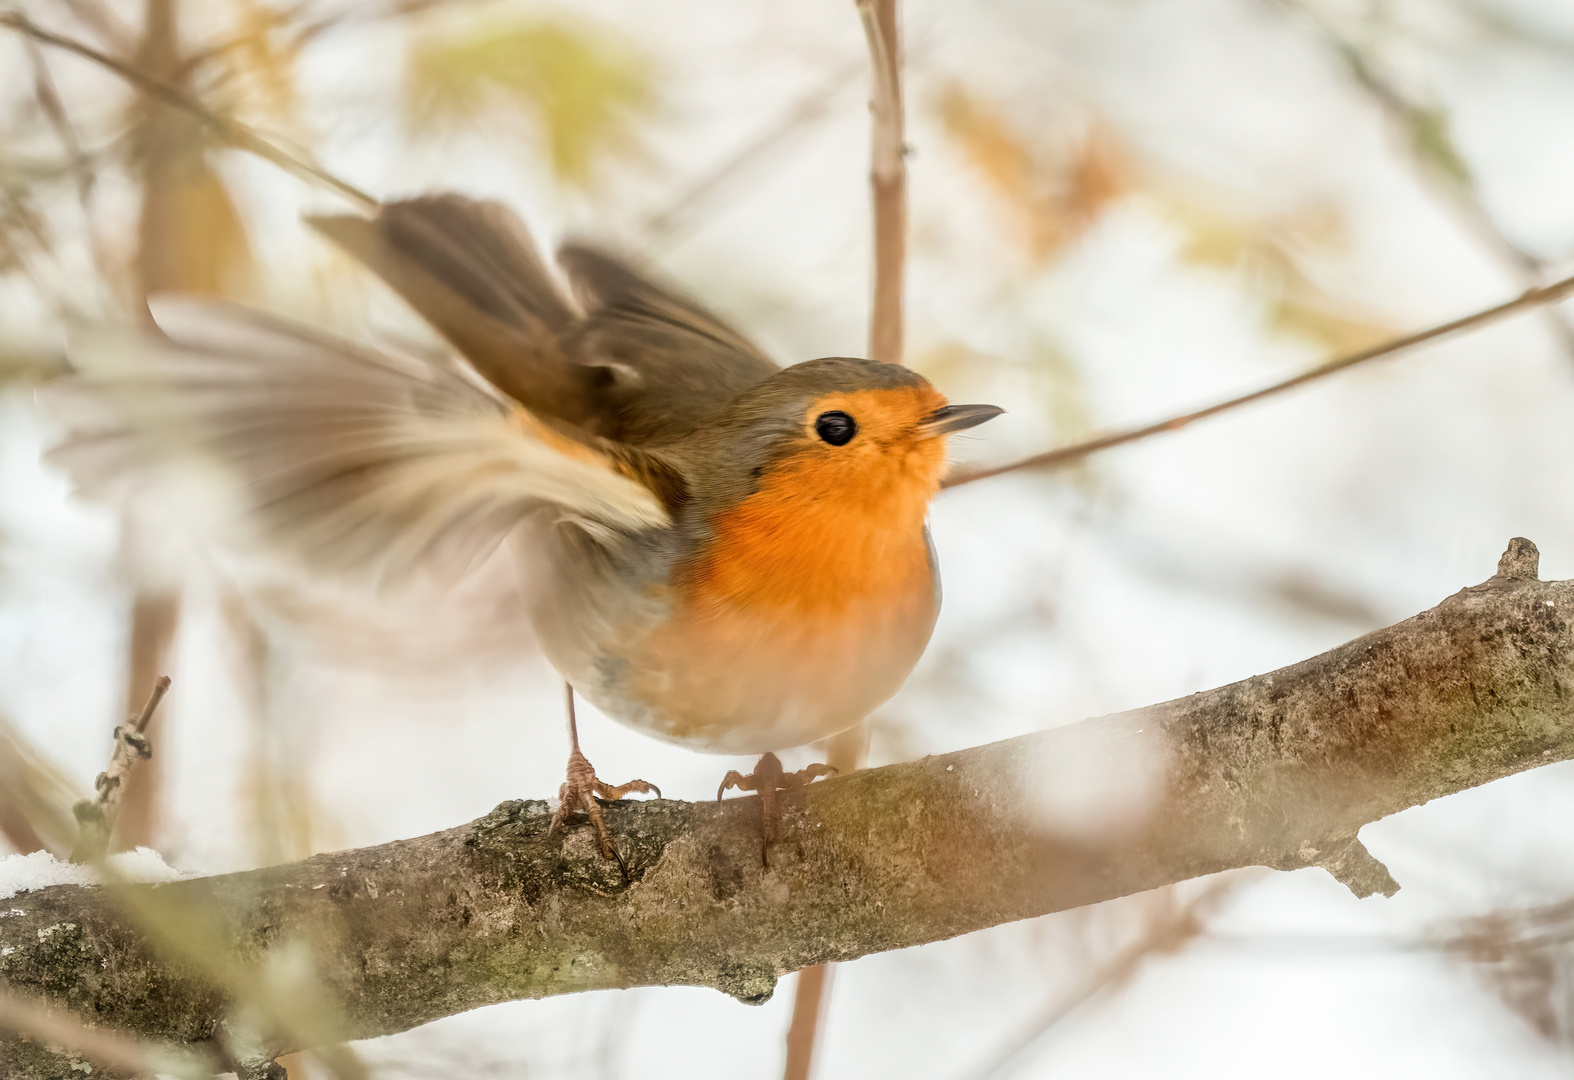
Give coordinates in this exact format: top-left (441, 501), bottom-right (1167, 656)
top-left (3, 540), bottom-right (1572, 1075)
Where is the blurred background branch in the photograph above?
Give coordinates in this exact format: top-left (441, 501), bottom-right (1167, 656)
top-left (857, 0), bottom-right (905, 366)
top-left (0, 10), bottom-right (377, 208)
top-left (0, 986), bottom-right (215, 1079)
top-left (966, 875), bottom-right (1250, 1080)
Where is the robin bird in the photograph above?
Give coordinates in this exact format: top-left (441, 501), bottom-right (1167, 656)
top-left (51, 194), bottom-right (1001, 864)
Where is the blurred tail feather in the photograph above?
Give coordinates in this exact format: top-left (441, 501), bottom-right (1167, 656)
top-left (43, 299), bottom-right (673, 587)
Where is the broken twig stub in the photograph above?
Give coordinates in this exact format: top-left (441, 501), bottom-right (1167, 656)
top-left (70, 675), bottom-right (170, 864)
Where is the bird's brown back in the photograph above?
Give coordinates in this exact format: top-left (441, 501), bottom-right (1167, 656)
top-left (309, 195), bottom-right (779, 447)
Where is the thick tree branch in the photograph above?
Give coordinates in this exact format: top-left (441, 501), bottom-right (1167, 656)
top-left (3, 540), bottom-right (1573, 1073)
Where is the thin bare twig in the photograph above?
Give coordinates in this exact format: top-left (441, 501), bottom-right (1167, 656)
top-left (25, 42), bottom-right (94, 210)
top-left (283, 0), bottom-right (475, 56)
top-left (0, 12), bottom-right (378, 210)
top-left (24, 40), bottom-right (115, 288)
top-left (642, 59), bottom-right (864, 243)
top-left (55, 0), bottom-right (134, 54)
top-left (944, 271), bottom-right (1574, 488)
top-left (179, 0), bottom-right (465, 73)
top-left (70, 675), bottom-right (170, 863)
top-left (857, 0), bottom-right (907, 365)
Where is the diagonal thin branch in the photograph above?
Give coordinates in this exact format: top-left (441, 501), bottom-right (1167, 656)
top-left (25, 41), bottom-right (95, 213)
top-left (944, 272), bottom-right (1574, 488)
top-left (54, 0), bottom-right (134, 54)
top-left (641, 58), bottom-right (864, 244)
top-left (23, 39), bottom-right (117, 309)
top-left (0, 12), bottom-right (377, 210)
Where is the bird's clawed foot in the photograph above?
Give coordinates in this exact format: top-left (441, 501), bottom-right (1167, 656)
top-left (550, 745), bottom-right (660, 874)
top-left (716, 752), bottom-right (838, 853)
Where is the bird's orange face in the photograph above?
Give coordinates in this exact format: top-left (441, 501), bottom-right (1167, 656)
top-left (684, 382), bottom-right (986, 617)
top-left (778, 382), bottom-right (954, 512)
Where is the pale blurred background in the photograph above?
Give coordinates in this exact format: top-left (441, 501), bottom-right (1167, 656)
top-left (6, 0), bottom-right (1574, 1076)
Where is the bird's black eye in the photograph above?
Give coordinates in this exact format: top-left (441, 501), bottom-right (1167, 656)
top-left (814, 410), bottom-right (857, 446)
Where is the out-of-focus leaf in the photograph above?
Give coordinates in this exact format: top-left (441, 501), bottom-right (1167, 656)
top-left (935, 74), bottom-right (1393, 357)
top-left (1406, 104), bottom-right (1473, 189)
top-left (1264, 292), bottom-right (1393, 356)
top-left (403, 17), bottom-right (656, 186)
top-left (211, 0), bottom-right (302, 127)
top-left (0, 715), bottom-right (83, 857)
top-left (1168, 199), bottom-right (1396, 354)
top-left (934, 82), bottom-right (1126, 262)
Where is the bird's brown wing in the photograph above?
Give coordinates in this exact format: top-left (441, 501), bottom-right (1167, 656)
top-left (48, 298), bottom-right (683, 586)
top-left (556, 244), bottom-right (780, 444)
top-left (307, 195), bottom-right (597, 426)
top-left (310, 195), bottom-right (779, 446)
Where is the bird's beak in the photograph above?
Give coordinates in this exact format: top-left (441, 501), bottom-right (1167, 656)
top-left (917, 403), bottom-right (1004, 439)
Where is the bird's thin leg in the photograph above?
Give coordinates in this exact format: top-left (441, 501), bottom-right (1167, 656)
top-left (549, 684), bottom-right (660, 871)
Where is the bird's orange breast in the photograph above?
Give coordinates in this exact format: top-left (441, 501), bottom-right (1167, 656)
top-left (620, 390), bottom-right (949, 750)
top-left (689, 457), bottom-right (937, 615)
top-left (685, 383), bottom-right (949, 616)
